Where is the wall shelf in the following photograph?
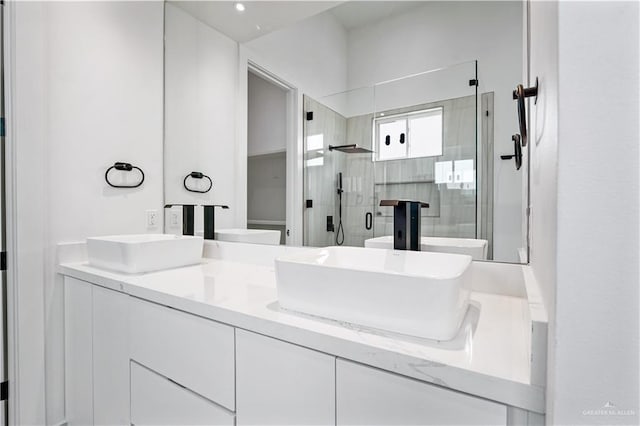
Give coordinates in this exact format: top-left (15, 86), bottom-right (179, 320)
top-left (247, 219), bottom-right (286, 226)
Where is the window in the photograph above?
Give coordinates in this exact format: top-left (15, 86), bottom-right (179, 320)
top-left (305, 133), bottom-right (324, 167)
top-left (374, 107), bottom-right (443, 161)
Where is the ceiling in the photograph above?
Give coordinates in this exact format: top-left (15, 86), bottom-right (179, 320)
top-left (329, 1), bottom-right (425, 31)
top-left (169, 1), bottom-right (343, 43)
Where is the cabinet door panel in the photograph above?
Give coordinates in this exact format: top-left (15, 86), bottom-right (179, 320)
top-left (236, 330), bottom-right (335, 425)
top-left (64, 277), bottom-right (93, 426)
top-left (336, 359), bottom-right (507, 426)
top-left (93, 285), bottom-right (130, 425)
top-left (130, 362), bottom-right (234, 426)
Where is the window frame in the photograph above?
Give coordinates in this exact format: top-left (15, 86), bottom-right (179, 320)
top-left (373, 106), bottom-right (444, 162)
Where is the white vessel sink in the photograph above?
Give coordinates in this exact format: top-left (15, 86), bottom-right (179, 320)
top-left (275, 246), bottom-right (472, 340)
top-left (215, 228), bottom-right (281, 245)
top-left (365, 236), bottom-right (488, 260)
top-left (87, 234), bottom-right (203, 274)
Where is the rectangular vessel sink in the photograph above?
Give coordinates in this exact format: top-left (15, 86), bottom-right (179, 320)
top-left (87, 234), bottom-right (203, 274)
top-left (275, 246), bottom-right (472, 340)
top-left (215, 228), bottom-right (281, 245)
top-left (365, 236), bottom-right (488, 260)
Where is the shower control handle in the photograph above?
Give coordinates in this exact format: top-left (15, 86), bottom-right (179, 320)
top-left (326, 216), bottom-right (335, 232)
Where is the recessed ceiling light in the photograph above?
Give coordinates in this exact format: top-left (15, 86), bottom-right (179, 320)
top-left (256, 24), bottom-right (261, 30)
top-left (235, 3), bottom-right (245, 12)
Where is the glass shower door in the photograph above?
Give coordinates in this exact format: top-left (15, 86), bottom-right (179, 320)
top-left (302, 86), bottom-right (375, 248)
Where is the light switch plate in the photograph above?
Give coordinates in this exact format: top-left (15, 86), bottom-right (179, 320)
top-left (146, 209), bottom-right (158, 229)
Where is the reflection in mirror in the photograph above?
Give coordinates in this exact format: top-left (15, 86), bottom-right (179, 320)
top-left (164, 1), bottom-right (525, 262)
top-left (303, 62), bottom-right (483, 257)
top-left (373, 63), bottom-right (481, 255)
top-left (303, 86), bottom-right (376, 248)
top-left (163, 2), bottom-right (237, 237)
top-left (247, 70), bottom-right (289, 245)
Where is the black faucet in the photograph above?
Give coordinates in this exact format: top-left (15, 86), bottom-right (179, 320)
top-left (164, 204), bottom-right (230, 238)
top-left (379, 200), bottom-right (429, 251)
top-left (203, 205), bottom-right (229, 240)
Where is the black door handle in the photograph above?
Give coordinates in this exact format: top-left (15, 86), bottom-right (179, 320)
top-left (365, 212), bottom-right (373, 230)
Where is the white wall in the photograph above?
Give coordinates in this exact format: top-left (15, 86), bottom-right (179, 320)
top-left (164, 4), bottom-right (238, 230)
top-left (552, 1), bottom-right (639, 424)
top-left (346, 1), bottom-right (524, 262)
top-left (245, 12), bottom-right (348, 100)
top-left (529, 1), bottom-right (639, 424)
top-left (248, 72), bottom-right (287, 156)
top-left (528, 0), bottom-right (559, 420)
top-left (9, 1), bottom-right (164, 423)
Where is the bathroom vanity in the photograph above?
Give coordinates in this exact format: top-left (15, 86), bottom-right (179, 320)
top-left (58, 240), bottom-right (546, 426)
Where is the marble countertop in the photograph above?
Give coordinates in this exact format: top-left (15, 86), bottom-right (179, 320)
top-left (59, 257), bottom-right (545, 413)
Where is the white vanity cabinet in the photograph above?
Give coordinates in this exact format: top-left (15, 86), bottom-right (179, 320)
top-left (236, 329), bottom-right (336, 425)
top-left (63, 274), bottom-right (542, 426)
top-left (64, 277), bottom-right (236, 426)
top-left (336, 359), bottom-right (508, 426)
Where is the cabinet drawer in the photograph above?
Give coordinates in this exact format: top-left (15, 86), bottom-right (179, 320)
top-left (131, 362), bottom-right (234, 426)
top-left (337, 359), bottom-right (507, 425)
top-left (129, 298), bottom-right (235, 410)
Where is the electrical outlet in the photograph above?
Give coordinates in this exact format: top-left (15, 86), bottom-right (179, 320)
top-left (146, 209), bottom-right (158, 229)
top-left (170, 210), bottom-right (179, 226)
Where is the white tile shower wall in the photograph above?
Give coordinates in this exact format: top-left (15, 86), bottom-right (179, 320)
top-left (343, 114), bottom-right (375, 247)
top-left (164, 4), bottom-right (238, 231)
top-left (11, 1), bottom-right (164, 423)
top-left (338, 96), bottom-right (476, 248)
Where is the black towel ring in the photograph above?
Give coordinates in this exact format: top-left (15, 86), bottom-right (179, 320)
top-left (105, 162), bottom-right (145, 188)
top-left (183, 171), bottom-right (213, 193)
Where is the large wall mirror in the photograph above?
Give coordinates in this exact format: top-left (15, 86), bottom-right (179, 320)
top-left (163, 0), bottom-right (527, 264)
